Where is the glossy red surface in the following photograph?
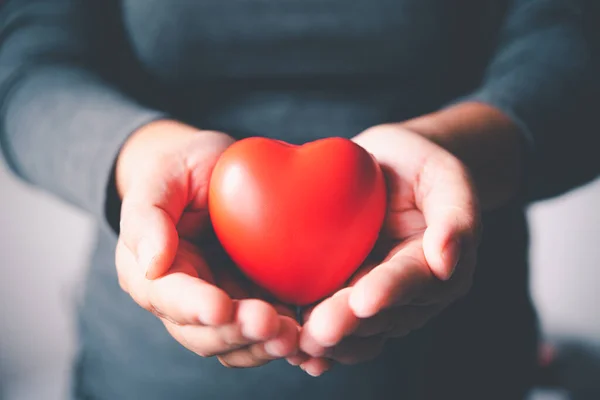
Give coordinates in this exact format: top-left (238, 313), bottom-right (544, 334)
top-left (209, 137), bottom-right (387, 305)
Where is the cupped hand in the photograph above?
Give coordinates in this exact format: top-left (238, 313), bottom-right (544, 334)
top-left (294, 124), bottom-right (481, 376)
top-left (115, 120), bottom-right (299, 368)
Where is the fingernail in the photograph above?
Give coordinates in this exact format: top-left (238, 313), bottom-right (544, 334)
top-left (304, 365), bottom-right (321, 377)
top-left (442, 239), bottom-right (461, 280)
top-left (137, 239), bottom-right (156, 276)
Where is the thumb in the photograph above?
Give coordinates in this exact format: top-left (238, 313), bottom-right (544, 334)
top-left (418, 155), bottom-right (480, 281)
top-left (120, 168), bottom-right (188, 280)
top-left (115, 123), bottom-right (235, 280)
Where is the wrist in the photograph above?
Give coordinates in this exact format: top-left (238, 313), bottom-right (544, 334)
top-left (400, 102), bottom-right (525, 210)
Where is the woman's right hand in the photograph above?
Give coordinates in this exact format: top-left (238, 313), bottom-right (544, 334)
top-left (114, 120), bottom-right (299, 368)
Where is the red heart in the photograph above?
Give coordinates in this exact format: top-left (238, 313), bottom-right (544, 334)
top-left (208, 137), bottom-right (387, 306)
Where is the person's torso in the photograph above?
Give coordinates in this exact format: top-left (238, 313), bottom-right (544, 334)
top-left (97, 0), bottom-right (508, 141)
top-left (75, 2), bottom-right (537, 399)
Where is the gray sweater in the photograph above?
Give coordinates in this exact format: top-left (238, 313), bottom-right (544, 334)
top-left (0, 1), bottom-right (597, 399)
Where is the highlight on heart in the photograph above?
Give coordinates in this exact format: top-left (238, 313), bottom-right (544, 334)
top-left (208, 136), bottom-right (387, 305)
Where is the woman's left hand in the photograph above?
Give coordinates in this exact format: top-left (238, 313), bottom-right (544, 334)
top-left (291, 124), bottom-right (482, 377)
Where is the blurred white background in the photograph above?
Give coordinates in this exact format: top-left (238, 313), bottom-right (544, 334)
top-left (1, 162), bottom-right (599, 400)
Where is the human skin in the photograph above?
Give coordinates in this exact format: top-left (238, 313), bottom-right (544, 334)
top-left (294, 102), bottom-right (522, 376)
top-left (115, 120), bottom-right (300, 368)
top-left (114, 101), bottom-right (521, 374)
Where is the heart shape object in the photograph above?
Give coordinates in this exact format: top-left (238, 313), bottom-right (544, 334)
top-left (208, 137), bottom-right (387, 306)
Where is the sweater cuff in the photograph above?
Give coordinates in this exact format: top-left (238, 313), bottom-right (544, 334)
top-left (0, 66), bottom-right (167, 233)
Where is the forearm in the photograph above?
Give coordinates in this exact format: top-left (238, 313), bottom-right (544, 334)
top-left (437, 0), bottom-right (595, 202)
top-left (400, 102), bottom-right (524, 211)
top-left (0, 1), bottom-right (165, 229)
top-left (0, 67), bottom-right (164, 218)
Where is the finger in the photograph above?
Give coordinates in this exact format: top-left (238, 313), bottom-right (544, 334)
top-left (352, 309), bottom-right (403, 338)
top-left (162, 320), bottom-right (238, 359)
top-left (147, 264), bottom-right (234, 326)
top-left (417, 154), bottom-right (480, 281)
top-left (120, 199), bottom-right (180, 280)
top-left (115, 239), bottom-right (133, 293)
top-left (213, 263), bottom-right (297, 319)
top-left (348, 239), bottom-right (432, 318)
top-left (286, 352), bottom-right (310, 366)
top-left (261, 316), bottom-right (300, 358)
top-left (383, 209), bottom-right (427, 239)
top-left (347, 262), bottom-right (376, 288)
top-left (217, 316), bottom-right (299, 368)
top-left (162, 299), bottom-right (282, 358)
top-left (299, 357), bottom-right (333, 378)
top-left (118, 127), bottom-right (233, 280)
top-left (216, 299), bottom-right (282, 344)
top-left (381, 305), bottom-right (446, 338)
top-left (118, 239), bottom-right (234, 326)
top-left (301, 288), bottom-right (359, 355)
top-left (298, 331), bottom-right (327, 358)
top-left (327, 336), bottom-right (386, 365)
top-left (119, 157), bottom-right (189, 279)
top-left (353, 128), bottom-right (479, 281)
top-left (352, 304), bottom-right (444, 338)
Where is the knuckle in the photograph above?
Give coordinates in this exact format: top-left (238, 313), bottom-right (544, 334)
top-left (117, 202), bottom-right (152, 247)
top-left (201, 338), bottom-right (236, 358)
top-left (128, 285), bottom-right (151, 312)
top-left (177, 333), bottom-right (219, 358)
top-left (170, 327), bottom-right (211, 358)
top-left (150, 304), bottom-right (182, 326)
top-left (147, 287), bottom-right (166, 317)
top-left (136, 298), bottom-right (152, 313)
top-left (220, 328), bottom-right (248, 348)
top-left (118, 204), bottom-right (136, 234)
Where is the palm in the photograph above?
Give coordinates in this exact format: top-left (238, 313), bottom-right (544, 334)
top-left (295, 126), bottom-right (480, 374)
top-left (162, 145), bottom-right (285, 304)
top-left (117, 126), bottom-right (300, 368)
top-left (377, 161), bottom-right (425, 243)
top-left (176, 205), bottom-right (288, 306)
